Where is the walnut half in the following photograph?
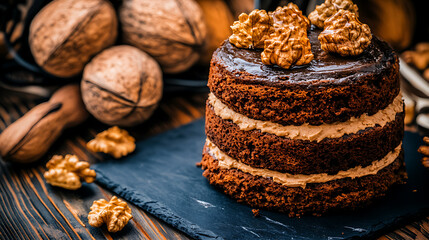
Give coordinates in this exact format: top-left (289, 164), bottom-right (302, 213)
top-left (402, 50), bottom-right (429, 70)
top-left (261, 24), bottom-right (314, 69)
top-left (270, 4), bottom-right (310, 30)
top-left (87, 126), bottom-right (135, 159)
top-left (88, 196), bottom-right (133, 232)
top-left (308, 0), bottom-right (359, 28)
top-left (418, 137), bottom-right (429, 168)
top-left (318, 10), bottom-right (371, 56)
top-left (229, 9), bottom-right (274, 49)
top-left (44, 155), bottom-right (96, 190)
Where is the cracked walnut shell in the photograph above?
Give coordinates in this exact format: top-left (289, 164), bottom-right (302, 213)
top-left (261, 25), bottom-right (314, 69)
top-left (44, 155), bottom-right (96, 190)
top-left (270, 4), bottom-right (310, 30)
top-left (229, 9), bottom-right (274, 49)
top-left (308, 0), bottom-right (358, 29)
top-left (88, 196), bottom-right (133, 232)
top-left (87, 126), bottom-right (135, 159)
top-left (318, 10), bottom-right (371, 56)
top-left (29, 0), bottom-right (117, 77)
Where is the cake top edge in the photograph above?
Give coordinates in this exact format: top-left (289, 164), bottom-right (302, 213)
top-left (227, 1), bottom-right (374, 70)
top-left (214, 28), bottom-right (397, 86)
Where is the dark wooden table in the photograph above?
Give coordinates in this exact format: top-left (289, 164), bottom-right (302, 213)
top-left (0, 87), bottom-right (428, 240)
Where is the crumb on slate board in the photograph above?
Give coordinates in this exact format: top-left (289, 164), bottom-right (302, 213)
top-left (252, 209), bottom-right (260, 217)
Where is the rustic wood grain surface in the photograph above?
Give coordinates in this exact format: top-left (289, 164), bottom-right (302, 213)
top-left (0, 87), bottom-right (428, 240)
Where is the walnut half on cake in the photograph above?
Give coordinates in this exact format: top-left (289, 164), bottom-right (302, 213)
top-left (199, 6), bottom-right (405, 217)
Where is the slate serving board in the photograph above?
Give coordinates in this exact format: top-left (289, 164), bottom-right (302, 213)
top-left (93, 119), bottom-right (429, 240)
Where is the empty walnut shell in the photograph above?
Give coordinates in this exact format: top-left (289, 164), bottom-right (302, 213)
top-left (81, 45), bottom-right (163, 127)
top-left (119, 0), bottom-right (207, 74)
top-left (29, 0), bottom-right (117, 78)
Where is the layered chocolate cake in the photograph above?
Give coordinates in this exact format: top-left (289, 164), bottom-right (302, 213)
top-left (199, 4), bottom-right (405, 217)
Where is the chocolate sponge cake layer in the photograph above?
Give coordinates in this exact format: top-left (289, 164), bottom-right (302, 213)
top-left (206, 102), bottom-right (404, 175)
top-left (200, 149), bottom-right (406, 217)
top-left (208, 28), bottom-right (399, 126)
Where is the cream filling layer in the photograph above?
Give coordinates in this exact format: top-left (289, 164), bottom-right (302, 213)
top-left (206, 139), bottom-right (402, 188)
top-left (208, 93), bottom-right (403, 142)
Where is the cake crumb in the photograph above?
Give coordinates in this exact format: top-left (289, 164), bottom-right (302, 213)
top-left (195, 162), bottom-right (202, 167)
top-left (413, 189), bottom-right (418, 192)
top-left (252, 209), bottom-right (260, 217)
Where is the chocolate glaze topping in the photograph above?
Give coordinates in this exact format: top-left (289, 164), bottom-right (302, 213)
top-left (208, 26), bottom-right (399, 125)
top-left (214, 26), bottom-right (396, 87)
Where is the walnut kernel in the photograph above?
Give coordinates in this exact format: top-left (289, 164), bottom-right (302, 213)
top-left (88, 196), bottom-right (133, 232)
top-left (270, 4), bottom-right (309, 29)
top-left (424, 68), bottom-right (429, 81)
top-left (401, 50), bottom-right (429, 70)
top-left (44, 155), bottom-right (96, 190)
top-left (285, 2), bottom-right (300, 11)
top-left (229, 9), bottom-right (274, 49)
top-left (252, 209), bottom-right (260, 217)
top-left (418, 137), bottom-right (429, 168)
top-left (261, 24), bottom-right (314, 69)
top-left (308, 0), bottom-right (358, 28)
top-left (87, 126), bottom-right (135, 159)
top-left (318, 10), bottom-right (371, 56)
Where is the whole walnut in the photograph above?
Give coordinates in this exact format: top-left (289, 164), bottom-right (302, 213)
top-left (29, 0), bottom-right (117, 78)
top-left (119, 0), bottom-right (207, 74)
top-left (81, 45), bottom-right (163, 127)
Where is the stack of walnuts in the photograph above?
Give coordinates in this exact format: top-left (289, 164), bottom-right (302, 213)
top-left (29, 0), bottom-right (208, 127)
top-left (27, 0), bottom-right (209, 231)
top-left (229, 0), bottom-right (372, 69)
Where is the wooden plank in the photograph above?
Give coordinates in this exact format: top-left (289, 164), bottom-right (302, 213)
top-left (0, 90), bottom-right (197, 240)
